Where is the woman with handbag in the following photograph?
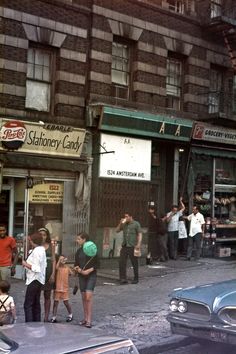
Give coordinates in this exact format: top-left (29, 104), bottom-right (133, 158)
top-left (74, 232), bottom-right (98, 328)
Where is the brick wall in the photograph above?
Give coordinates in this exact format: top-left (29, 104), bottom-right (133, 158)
top-left (0, 0), bottom-right (234, 126)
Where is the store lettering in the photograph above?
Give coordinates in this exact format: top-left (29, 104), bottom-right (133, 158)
top-left (158, 123), bottom-right (182, 137)
top-left (159, 122), bottom-right (165, 134)
top-left (107, 170), bottom-right (145, 178)
top-left (175, 125), bottom-right (181, 136)
top-left (1, 128), bottom-right (26, 140)
top-left (27, 131), bottom-right (82, 152)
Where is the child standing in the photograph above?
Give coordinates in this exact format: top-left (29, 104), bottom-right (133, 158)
top-left (51, 255), bottom-right (73, 323)
top-left (0, 280), bottom-right (16, 325)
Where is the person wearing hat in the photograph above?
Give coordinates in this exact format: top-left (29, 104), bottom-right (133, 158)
top-left (74, 232), bottom-right (98, 328)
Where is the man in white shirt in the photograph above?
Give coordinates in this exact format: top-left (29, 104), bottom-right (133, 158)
top-left (186, 206), bottom-right (205, 261)
top-left (165, 197), bottom-right (185, 260)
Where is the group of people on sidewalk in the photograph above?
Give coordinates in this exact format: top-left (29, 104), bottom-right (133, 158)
top-left (0, 225), bottom-right (98, 328)
top-left (115, 200), bottom-right (205, 285)
top-left (147, 199), bottom-right (205, 264)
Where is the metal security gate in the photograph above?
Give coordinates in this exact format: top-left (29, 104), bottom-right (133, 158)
top-left (97, 179), bottom-right (159, 228)
top-left (62, 180), bottom-right (89, 262)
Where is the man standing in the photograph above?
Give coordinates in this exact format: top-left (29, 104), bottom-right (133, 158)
top-left (186, 206), bottom-right (205, 261)
top-left (147, 206), bottom-right (158, 263)
top-left (116, 212), bottom-right (142, 285)
top-left (166, 197), bottom-right (185, 260)
top-left (0, 224), bottom-right (18, 281)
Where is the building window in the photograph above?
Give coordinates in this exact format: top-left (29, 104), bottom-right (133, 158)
top-left (25, 48), bottom-right (52, 112)
top-left (208, 68), bottom-right (222, 114)
top-left (211, 0), bottom-right (222, 18)
top-left (167, 0), bottom-right (185, 14)
top-left (166, 56), bottom-right (182, 110)
top-left (112, 41), bottom-right (130, 86)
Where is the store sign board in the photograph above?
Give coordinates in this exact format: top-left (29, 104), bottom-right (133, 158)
top-left (99, 133), bottom-right (151, 181)
top-left (29, 183), bottom-right (63, 204)
top-left (0, 119), bottom-right (86, 158)
top-left (193, 123), bottom-right (236, 145)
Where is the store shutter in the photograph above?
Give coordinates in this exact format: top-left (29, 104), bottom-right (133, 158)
top-left (62, 180), bottom-right (89, 262)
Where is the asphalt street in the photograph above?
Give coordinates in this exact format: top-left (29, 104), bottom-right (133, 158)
top-left (8, 255), bottom-right (236, 353)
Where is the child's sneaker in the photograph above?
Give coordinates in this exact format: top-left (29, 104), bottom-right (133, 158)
top-left (66, 314), bottom-right (73, 322)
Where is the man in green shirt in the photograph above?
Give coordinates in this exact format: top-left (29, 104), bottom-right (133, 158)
top-left (116, 212), bottom-right (142, 285)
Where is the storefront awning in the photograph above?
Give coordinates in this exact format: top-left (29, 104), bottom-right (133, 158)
top-left (0, 152), bottom-right (88, 172)
top-left (100, 106), bottom-right (193, 142)
top-left (191, 146), bottom-right (236, 159)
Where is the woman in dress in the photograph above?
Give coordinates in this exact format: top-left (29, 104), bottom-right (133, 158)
top-left (38, 227), bottom-right (56, 322)
top-left (74, 232), bottom-right (98, 328)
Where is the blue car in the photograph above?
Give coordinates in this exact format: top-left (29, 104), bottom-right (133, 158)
top-left (167, 279), bottom-right (236, 345)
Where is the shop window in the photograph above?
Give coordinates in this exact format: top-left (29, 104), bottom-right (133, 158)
top-left (208, 67), bottom-right (223, 114)
top-left (211, 0), bottom-right (222, 18)
top-left (166, 55), bottom-right (183, 110)
top-left (25, 47), bottom-right (54, 112)
top-left (111, 40), bottom-right (130, 100)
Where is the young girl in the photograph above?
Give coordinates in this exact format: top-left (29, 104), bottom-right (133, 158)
top-left (51, 255), bottom-right (73, 323)
top-left (74, 233), bottom-right (98, 328)
top-left (0, 280), bottom-right (16, 325)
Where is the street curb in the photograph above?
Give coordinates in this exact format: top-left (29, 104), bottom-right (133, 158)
top-left (138, 335), bottom-right (192, 354)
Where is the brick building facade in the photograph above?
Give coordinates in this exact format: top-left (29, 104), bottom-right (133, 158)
top-left (1, 0), bottom-right (236, 260)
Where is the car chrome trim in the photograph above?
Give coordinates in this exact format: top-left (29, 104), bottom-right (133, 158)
top-left (218, 306), bottom-right (236, 326)
top-left (82, 339), bottom-right (136, 353)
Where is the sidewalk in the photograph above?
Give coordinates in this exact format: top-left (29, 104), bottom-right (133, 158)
top-left (9, 256), bottom-right (236, 354)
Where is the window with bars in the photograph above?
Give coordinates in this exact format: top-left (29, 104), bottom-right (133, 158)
top-left (211, 0), bottom-right (222, 18)
top-left (167, 0), bottom-right (185, 13)
top-left (166, 57), bottom-right (183, 110)
top-left (208, 68), bottom-right (223, 114)
top-left (25, 47), bottom-right (53, 112)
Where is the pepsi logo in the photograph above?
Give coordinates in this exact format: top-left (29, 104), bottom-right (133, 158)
top-left (0, 120), bottom-right (27, 150)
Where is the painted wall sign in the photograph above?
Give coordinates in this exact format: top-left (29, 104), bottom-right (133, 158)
top-left (0, 120), bottom-right (26, 149)
top-left (29, 183), bottom-right (63, 204)
top-left (99, 133), bottom-right (151, 181)
top-left (193, 123), bottom-right (236, 145)
top-left (0, 119), bottom-right (86, 158)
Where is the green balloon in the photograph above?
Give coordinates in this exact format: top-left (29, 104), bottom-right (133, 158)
top-left (83, 241), bottom-right (97, 257)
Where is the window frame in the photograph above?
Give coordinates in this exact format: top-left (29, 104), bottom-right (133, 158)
top-left (167, 0), bottom-right (185, 14)
top-left (25, 45), bottom-right (55, 113)
top-left (208, 67), bottom-right (223, 114)
top-left (112, 39), bottom-right (130, 87)
top-left (166, 55), bottom-right (184, 110)
top-left (210, 0), bottom-right (222, 18)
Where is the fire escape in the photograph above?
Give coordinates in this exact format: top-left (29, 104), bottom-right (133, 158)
top-left (203, 1), bottom-right (236, 124)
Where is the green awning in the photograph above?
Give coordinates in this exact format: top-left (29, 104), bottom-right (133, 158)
top-left (191, 146), bottom-right (236, 159)
top-left (100, 106), bottom-right (193, 142)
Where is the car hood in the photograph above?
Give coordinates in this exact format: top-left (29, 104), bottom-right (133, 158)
top-left (170, 279), bottom-right (236, 312)
top-left (0, 323), bottom-right (130, 354)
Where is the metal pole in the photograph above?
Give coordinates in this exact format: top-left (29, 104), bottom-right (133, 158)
top-left (23, 186), bottom-right (29, 260)
top-left (173, 148), bottom-right (179, 204)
